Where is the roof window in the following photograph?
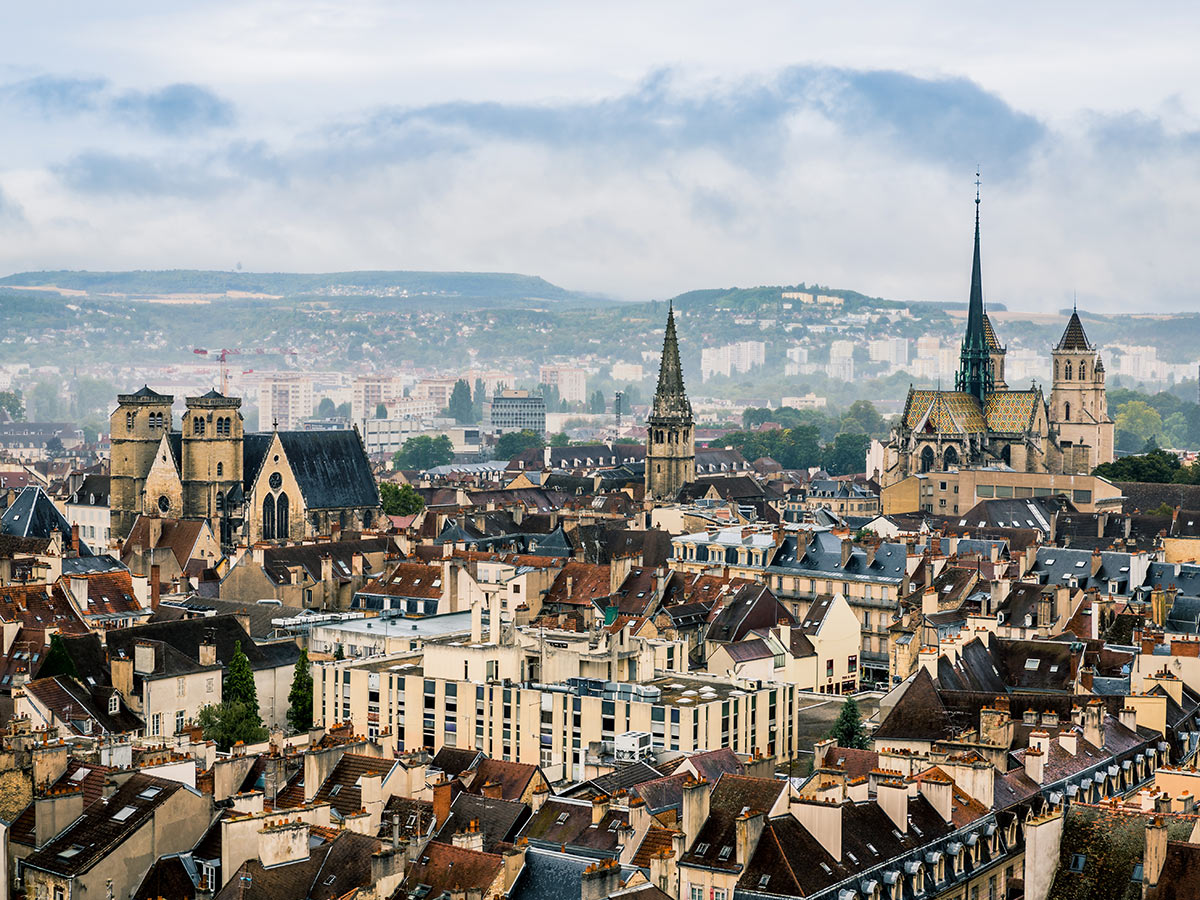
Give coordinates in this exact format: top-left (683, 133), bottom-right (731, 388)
top-left (113, 806), bottom-right (137, 821)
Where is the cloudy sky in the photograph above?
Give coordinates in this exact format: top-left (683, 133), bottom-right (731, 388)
top-left (2, 2), bottom-right (1199, 310)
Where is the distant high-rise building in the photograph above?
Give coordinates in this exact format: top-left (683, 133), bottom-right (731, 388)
top-left (260, 373), bottom-right (313, 430)
top-left (484, 390), bottom-right (546, 434)
top-left (646, 305), bottom-right (695, 501)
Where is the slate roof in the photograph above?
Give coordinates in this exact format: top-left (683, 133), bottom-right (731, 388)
top-left (1056, 311), bottom-right (1093, 351)
top-left (1, 486), bottom-right (82, 545)
top-left (706, 585), bottom-right (793, 644)
top-left (309, 753), bottom-right (396, 818)
top-left (630, 773), bottom-right (690, 815)
top-left (23, 774), bottom-right (186, 877)
top-left (133, 854), bottom-right (198, 900)
top-left (104, 615), bottom-right (300, 675)
top-left (9, 758), bottom-right (114, 847)
top-left (523, 798), bottom-right (594, 846)
top-left (394, 841), bottom-right (504, 900)
top-left (161, 596), bottom-right (307, 640)
top-left (23, 675), bottom-right (142, 734)
top-left (584, 761), bottom-right (664, 798)
top-left (260, 536), bottom-right (391, 586)
top-left (432, 747), bottom-right (483, 779)
top-left (251, 431), bottom-right (378, 510)
top-left (214, 828), bottom-right (381, 900)
top-left (677, 748), bottom-right (745, 783)
top-left (378, 796), bottom-right (436, 842)
top-left (873, 668), bottom-right (952, 742)
top-left (436, 793), bottom-right (530, 852)
top-left (679, 775), bottom-right (785, 871)
top-left (467, 758), bottom-right (542, 801)
top-left (512, 847), bottom-right (638, 900)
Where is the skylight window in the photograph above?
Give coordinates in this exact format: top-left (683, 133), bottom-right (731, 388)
top-left (555, 812), bottom-right (569, 825)
top-left (112, 806), bottom-right (137, 821)
top-left (71, 768), bottom-right (90, 781)
top-left (58, 845), bottom-right (83, 859)
top-left (138, 786), bottom-right (162, 799)
top-left (1024, 658), bottom-right (1041, 670)
top-left (696, 843), bottom-right (711, 855)
top-left (718, 846), bottom-right (732, 860)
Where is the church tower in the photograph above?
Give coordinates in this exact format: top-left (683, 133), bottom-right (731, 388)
top-left (110, 386), bottom-right (175, 540)
top-left (1049, 307), bottom-right (1114, 470)
top-left (182, 390), bottom-right (244, 547)
top-left (645, 303), bottom-right (695, 501)
top-left (954, 186), bottom-right (995, 404)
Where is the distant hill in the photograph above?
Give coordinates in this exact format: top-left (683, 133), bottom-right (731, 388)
top-left (0, 269), bottom-right (592, 302)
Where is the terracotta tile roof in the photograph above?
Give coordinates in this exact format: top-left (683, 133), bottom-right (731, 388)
top-left (122, 516), bottom-right (206, 569)
top-left (358, 562), bottom-right (444, 600)
top-left (214, 828), bottom-right (381, 900)
top-left (378, 795), bottom-right (435, 841)
top-left (522, 798), bottom-right (594, 845)
top-left (544, 561), bottom-right (611, 608)
top-left (467, 758), bottom-right (541, 801)
top-left (59, 570), bottom-right (146, 623)
top-left (679, 775), bottom-right (785, 871)
top-left (913, 766), bottom-right (990, 827)
top-left (310, 753), bottom-right (395, 817)
top-left (632, 826), bottom-right (677, 868)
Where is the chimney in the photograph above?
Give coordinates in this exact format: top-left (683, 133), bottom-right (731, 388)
top-left (1144, 816), bottom-right (1168, 888)
top-left (840, 539), bottom-right (852, 567)
top-left (735, 810), bottom-right (765, 867)
top-left (70, 524), bottom-right (80, 554)
top-left (351, 552), bottom-right (365, 577)
top-left (481, 780), bottom-right (504, 800)
top-left (259, 820), bottom-right (311, 867)
top-left (847, 776), bottom-right (868, 803)
top-left (922, 585), bottom-right (938, 617)
top-left (791, 798), bottom-right (841, 861)
top-left (451, 819), bottom-right (484, 852)
top-left (918, 775), bottom-right (953, 823)
top-left (150, 564), bottom-right (161, 610)
top-left (70, 575), bottom-right (89, 606)
top-left (35, 786), bottom-right (84, 848)
top-left (433, 778), bottom-right (455, 826)
top-left (682, 777), bottom-right (711, 844)
top-left (1024, 747), bottom-right (1046, 785)
top-left (199, 629), bottom-right (217, 667)
top-left (321, 553), bottom-right (333, 584)
top-left (580, 859), bottom-right (622, 900)
top-left (1083, 700), bottom-right (1105, 749)
top-left (489, 590), bottom-right (502, 644)
top-left (1120, 707), bottom-right (1138, 732)
top-left (592, 794), bottom-right (611, 825)
top-left (813, 738), bottom-right (835, 771)
top-left (1059, 730), bottom-right (1077, 756)
top-left (134, 641), bottom-right (156, 675)
top-left (877, 779), bottom-right (908, 833)
top-left (470, 600), bottom-right (483, 644)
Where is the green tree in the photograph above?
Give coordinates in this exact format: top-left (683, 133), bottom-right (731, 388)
top-left (829, 698), bottom-right (869, 749)
top-left (197, 701), bottom-right (268, 751)
top-left (38, 633), bottom-right (78, 679)
top-left (287, 649), bottom-right (313, 733)
top-left (393, 434), bottom-right (454, 470)
top-left (44, 436), bottom-right (64, 457)
top-left (839, 400), bottom-right (887, 438)
top-left (336, 401), bottom-right (351, 418)
top-left (380, 481), bottom-right (425, 516)
top-left (588, 390), bottom-right (606, 415)
top-left (224, 641), bottom-right (259, 711)
top-left (334, 645), bottom-right (345, 660)
top-left (1093, 449), bottom-right (1183, 484)
top-left (448, 379), bottom-right (474, 424)
top-left (548, 432), bottom-right (571, 447)
top-left (822, 432), bottom-right (870, 476)
top-left (0, 390), bottom-right (25, 421)
top-left (375, 402), bottom-right (388, 419)
top-left (29, 381), bottom-right (61, 420)
top-left (1115, 400), bottom-right (1164, 451)
top-left (494, 429), bottom-right (545, 459)
top-left (316, 397), bottom-right (337, 418)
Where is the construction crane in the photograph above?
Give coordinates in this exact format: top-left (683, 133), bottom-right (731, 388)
top-left (193, 348), bottom-right (241, 395)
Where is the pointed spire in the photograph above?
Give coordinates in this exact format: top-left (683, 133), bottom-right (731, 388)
top-left (965, 173), bottom-right (986, 350)
top-left (955, 173), bottom-right (995, 404)
top-left (652, 302), bottom-right (691, 418)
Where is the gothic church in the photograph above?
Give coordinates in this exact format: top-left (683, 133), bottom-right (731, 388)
top-left (110, 387), bottom-right (380, 547)
top-left (881, 195), bottom-right (1115, 487)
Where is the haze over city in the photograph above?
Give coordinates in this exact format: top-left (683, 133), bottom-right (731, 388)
top-left (3, 2), bottom-right (1200, 308)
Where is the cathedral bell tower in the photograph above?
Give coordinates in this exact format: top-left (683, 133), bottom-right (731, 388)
top-left (645, 303), bottom-right (695, 501)
top-left (1049, 306), bottom-right (1114, 470)
top-left (182, 390), bottom-right (244, 548)
top-left (110, 386), bottom-right (174, 540)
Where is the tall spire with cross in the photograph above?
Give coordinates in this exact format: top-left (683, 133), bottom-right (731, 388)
top-left (646, 301), bottom-right (695, 501)
top-left (955, 170), bottom-right (995, 404)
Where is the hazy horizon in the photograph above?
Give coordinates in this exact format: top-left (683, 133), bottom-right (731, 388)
top-left (3, 2), bottom-right (1200, 311)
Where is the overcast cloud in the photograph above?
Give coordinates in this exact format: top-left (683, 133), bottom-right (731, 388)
top-left (1, 1), bottom-right (1199, 310)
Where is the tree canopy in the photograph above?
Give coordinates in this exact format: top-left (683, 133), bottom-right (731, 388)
top-left (224, 641), bottom-right (259, 709)
top-left (0, 390), bottom-right (25, 421)
top-left (198, 701), bottom-right (268, 751)
top-left (448, 379), bottom-right (475, 423)
top-left (1093, 448), bottom-right (1196, 484)
top-left (380, 481), bottom-right (425, 516)
top-left (494, 429), bottom-right (545, 459)
top-left (393, 434), bottom-right (454, 471)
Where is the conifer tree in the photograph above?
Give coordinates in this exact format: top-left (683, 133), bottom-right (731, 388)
top-left (224, 641), bottom-right (259, 714)
top-left (829, 697), bottom-right (869, 749)
top-left (287, 649), bottom-right (313, 733)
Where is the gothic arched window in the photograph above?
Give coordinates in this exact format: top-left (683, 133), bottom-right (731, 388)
top-left (1065, 360), bottom-right (1073, 380)
top-left (262, 495), bottom-right (275, 540)
top-left (126, 412), bottom-right (135, 431)
top-left (276, 493), bottom-right (289, 538)
top-left (1064, 402), bottom-right (1071, 422)
top-left (1079, 362), bottom-right (1086, 380)
top-left (194, 416), bottom-right (206, 436)
top-left (944, 446), bottom-right (959, 468)
top-left (1054, 360), bottom-right (1059, 380)
top-left (920, 446), bottom-right (936, 473)
top-left (216, 461), bottom-right (224, 477)
top-left (215, 492), bottom-right (224, 514)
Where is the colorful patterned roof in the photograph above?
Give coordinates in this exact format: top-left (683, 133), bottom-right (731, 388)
top-left (904, 390), bottom-right (986, 434)
top-left (984, 390), bottom-right (1040, 434)
top-left (982, 313), bottom-right (1003, 351)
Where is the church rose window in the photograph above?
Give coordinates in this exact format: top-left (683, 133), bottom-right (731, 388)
top-left (157, 495), bottom-right (170, 513)
top-left (269, 472), bottom-right (283, 490)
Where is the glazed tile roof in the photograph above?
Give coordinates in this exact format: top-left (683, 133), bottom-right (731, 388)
top-left (982, 312), bottom-right (1003, 351)
top-left (904, 390), bottom-right (986, 434)
top-left (984, 390), bottom-right (1041, 434)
